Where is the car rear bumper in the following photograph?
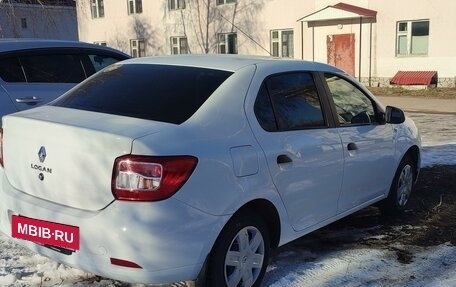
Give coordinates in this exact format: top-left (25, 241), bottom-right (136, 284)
top-left (0, 170), bottom-right (228, 284)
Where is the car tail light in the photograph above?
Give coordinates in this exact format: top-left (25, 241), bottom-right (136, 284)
top-left (112, 155), bottom-right (198, 201)
top-left (0, 128), bottom-right (3, 167)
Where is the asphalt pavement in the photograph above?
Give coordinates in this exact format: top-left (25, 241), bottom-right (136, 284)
top-left (377, 96), bottom-right (456, 114)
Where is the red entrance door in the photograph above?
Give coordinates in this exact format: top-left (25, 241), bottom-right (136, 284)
top-left (327, 33), bottom-right (355, 76)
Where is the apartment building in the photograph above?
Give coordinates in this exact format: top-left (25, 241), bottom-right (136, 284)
top-left (77, 0), bottom-right (456, 87)
top-left (0, 0), bottom-right (77, 40)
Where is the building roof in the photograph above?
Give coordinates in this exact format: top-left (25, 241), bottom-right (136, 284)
top-left (390, 71), bottom-right (438, 86)
top-left (298, 2), bottom-right (377, 22)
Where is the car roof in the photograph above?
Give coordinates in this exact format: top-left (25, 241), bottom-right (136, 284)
top-left (123, 54), bottom-right (344, 73)
top-left (0, 38), bottom-right (130, 57)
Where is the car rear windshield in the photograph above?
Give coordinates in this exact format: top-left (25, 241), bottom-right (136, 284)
top-left (53, 63), bottom-right (233, 124)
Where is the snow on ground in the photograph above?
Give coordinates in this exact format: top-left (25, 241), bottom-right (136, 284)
top-left (264, 244), bottom-right (456, 287)
top-left (1, 112), bottom-right (455, 287)
top-left (411, 113), bottom-right (456, 167)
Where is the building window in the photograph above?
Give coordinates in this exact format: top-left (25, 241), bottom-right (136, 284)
top-left (94, 41), bottom-right (107, 46)
top-left (171, 37), bottom-right (188, 54)
top-left (396, 20), bottom-right (429, 56)
top-left (128, 0), bottom-right (142, 14)
top-left (91, 0), bottom-right (104, 19)
top-left (169, 0), bottom-right (185, 10)
top-left (218, 33), bottom-right (237, 54)
top-left (130, 39), bottom-right (145, 58)
top-left (271, 29), bottom-right (294, 58)
top-left (21, 18), bottom-right (27, 29)
top-left (217, 0), bottom-right (236, 5)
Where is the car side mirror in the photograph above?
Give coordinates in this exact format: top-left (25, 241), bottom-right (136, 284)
top-left (385, 106), bottom-right (405, 124)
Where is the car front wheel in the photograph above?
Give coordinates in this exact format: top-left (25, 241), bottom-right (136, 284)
top-left (207, 211), bottom-right (270, 287)
top-left (380, 156), bottom-right (416, 215)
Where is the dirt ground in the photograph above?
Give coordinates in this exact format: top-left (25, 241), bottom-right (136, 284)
top-left (283, 165), bottom-right (456, 264)
top-left (368, 87), bottom-right (456, 99)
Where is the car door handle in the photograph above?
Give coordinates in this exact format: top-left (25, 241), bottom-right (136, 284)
top-left (347, 142), bottom-right (358, 151)
top-left (277, 154), bottom-right (293, 164)
top-left (16, 96), bottom-right (42, 104)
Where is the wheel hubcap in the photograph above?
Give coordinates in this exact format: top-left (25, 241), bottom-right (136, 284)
top-left (397, 164), bottom-right (413, 206)
top-left (224, 226), bottom-right (265, 287)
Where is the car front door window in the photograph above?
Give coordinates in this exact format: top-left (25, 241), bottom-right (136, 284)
top-left (325, 74), bottom-right (376, 125)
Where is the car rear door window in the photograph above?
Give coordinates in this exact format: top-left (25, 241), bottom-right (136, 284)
top-left (53, 63), bottom-right (233, 124)
top-left (254, 84), bottom-right (278, 131)
top-left (88, 54), bottom-right (124, 73)
top-left (20, 54), bottom-right (85, 83)
top-left (0, 57), bottom-right (26, 82)
top-left (255, 72), bottom-right (325, 131)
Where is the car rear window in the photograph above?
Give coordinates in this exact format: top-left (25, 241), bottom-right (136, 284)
top-left (53, 63), bottom-right (233, 124)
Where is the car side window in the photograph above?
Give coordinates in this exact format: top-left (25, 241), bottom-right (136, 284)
top-left (20, 54), bottom-right (86, 83)
top-left (88, 54), bottom-right (123, 73)
top-left (254, 72), bottom-right (325, 131)
top-left (0, 57), bottom-right (26, 82)
top-left (254, 84), bottom-right (278, 131)
top-left (324, 74), bottom-right (376, 125)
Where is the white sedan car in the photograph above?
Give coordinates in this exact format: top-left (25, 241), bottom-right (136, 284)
top-left (0, 55), bottom-right (420, 287)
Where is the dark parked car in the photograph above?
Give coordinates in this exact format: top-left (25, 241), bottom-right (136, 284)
top-left (0, 39), bottom-right (130, 125)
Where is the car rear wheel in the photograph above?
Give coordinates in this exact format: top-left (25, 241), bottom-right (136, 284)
top-left (380, 156), bottom-right (416, 215)
top-left (207, 211), bottom-right (270, 287)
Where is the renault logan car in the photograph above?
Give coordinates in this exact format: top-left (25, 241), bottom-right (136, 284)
top-left (0, 55), bottom-right (421, 287)
top-left (0, 39), bottom-right (130, 125)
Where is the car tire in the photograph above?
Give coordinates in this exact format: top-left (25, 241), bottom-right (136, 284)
top-left (380, 156), bottom-right (416, 215)
top-left (207, 211), bottom-right (270, 287)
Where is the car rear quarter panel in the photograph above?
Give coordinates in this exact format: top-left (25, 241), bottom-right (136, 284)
top-left (130, 64), bottom-right (294, 240)
top-left (132, 63), bottom-right (302, 248)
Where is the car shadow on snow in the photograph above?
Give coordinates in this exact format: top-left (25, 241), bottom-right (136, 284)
top-left (263, 165), bottom-right (456, 286)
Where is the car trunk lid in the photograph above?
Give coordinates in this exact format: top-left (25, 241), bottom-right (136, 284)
top-left (2, 106), bottom-right (171, 211)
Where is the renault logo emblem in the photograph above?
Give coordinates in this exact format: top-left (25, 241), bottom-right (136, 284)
top-left (38, 146), bottom-right (47, 163)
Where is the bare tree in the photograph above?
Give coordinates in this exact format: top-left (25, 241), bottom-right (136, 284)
top-left (164, 0), bottom-right (268, 54)
top-left (132, 16), bottom-right (164, 56)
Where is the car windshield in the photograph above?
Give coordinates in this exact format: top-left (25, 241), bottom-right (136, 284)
top-left (53, 63), bottom-right (233, 124)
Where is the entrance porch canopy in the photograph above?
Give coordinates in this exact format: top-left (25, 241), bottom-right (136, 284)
top-left (297, 2), bottom-right (377, 22)
top-left (296, 3), bottom-right (377, 83)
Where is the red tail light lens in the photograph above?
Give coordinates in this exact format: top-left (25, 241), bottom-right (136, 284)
top-left (0, 128), bottom-right (3, 167)
top-left (112, 155), bottom-right (198, 201)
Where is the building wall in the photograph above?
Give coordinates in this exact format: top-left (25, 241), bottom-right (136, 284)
top-left (163, 1), bottom-right (271, 55)
top-left (76, 0), bottom-right (314, 57)
top-left (296, 0), bottom-right (456, 87)
top-left (369, 0), bottom-right (456, 85)
top-left (252, 0), bottom-right (314, 58)
top-left (76, 0), bottom-right (455, 87)
top-left (78, 0), bottom-right (168, 55)
top-left (0, 3), bottom-right (77, 40)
